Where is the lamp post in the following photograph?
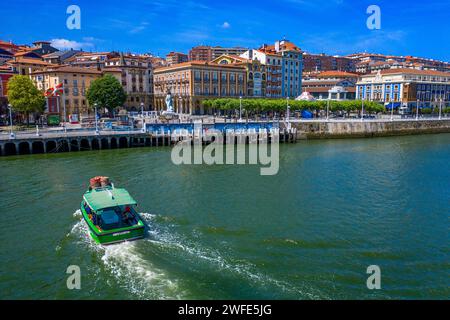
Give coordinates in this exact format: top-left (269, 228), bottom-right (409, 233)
top-left (140, 102), bottom-right (146, 132)
top-left (326, 99), bottom-right (330, 121)
top-left (286, 96), bottom-right (290, 120)
top-left (416, 99), bottom-right (420, 121)
top-left (439, 98), bottom-right (443, 120)
top-left (390, 97), bottom-right (394, 121)
top-left (361, 99), bottom-right (364, 121)
top-left (94, 103), bottom-right (99, 135)
top-left (8, 104), bottom-right (15, 139)
top-left (62, 84), bottom-right (67, 133)
top-left (239, 96), bottom-right (243, 122)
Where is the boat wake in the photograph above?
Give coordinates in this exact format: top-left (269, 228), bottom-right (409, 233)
top-left (69, 210), bottom-right (325, 299)
top-left (69, 210), bottom-right (185, 299)
top-left (139, 212), bottom-right (325, 299)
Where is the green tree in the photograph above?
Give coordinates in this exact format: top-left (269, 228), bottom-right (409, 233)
top-left (86, 74), bottom-right (127, 113)
top-left (7, 75), bottom-right (46, 125)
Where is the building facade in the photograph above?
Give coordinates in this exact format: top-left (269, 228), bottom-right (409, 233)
top-left (30, 41), bottom-right (58, 56)
top-left (303, 53), bottom-right (355, 73)
top-left (0, 48), bottom-right (13, 65)
top-left (302, 71), bottom-right (358, 100)
top-left (166, 52), bottom-right (188, 66)
top-left (189, 46), bottom-right (248, 62)
top-left (242, 40), bottom-right (302, 98)
top-left (65, 52), bottom-right (119, 69)
top-left (189, 46), bottom-right (213, 62)
top-left (153, 61), bottom-right (247, 114)
top-left (31, 66), bottom-right (102, 120)
top-left (211, 54), bottom-right (266, 97)
top-left (241, 49), bottom-right (282, 98)
top-left (42, 49), bottom-right (81, 65)
top-left (104, 53), bottom-right (154, 110)
top-left (0, 65), bottom-right (14, 114)
top-left (7, 51), bottom-right (56, 76)
top-left (356, 69), bottom-right (450, 108)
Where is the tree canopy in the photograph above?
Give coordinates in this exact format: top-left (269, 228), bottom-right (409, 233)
top-left (202, 98), bottom-right (385, 114)
top-left (86, 74), bottom-right (127, 112)
top-left (7, 75), bottom-right (46, 115)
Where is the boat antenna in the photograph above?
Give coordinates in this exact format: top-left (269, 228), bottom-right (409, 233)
top-left (106, 188), bottom-right (114, 200)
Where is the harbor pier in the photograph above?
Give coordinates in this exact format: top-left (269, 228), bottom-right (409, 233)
top-left (0, 126), bottom-right (296, 157)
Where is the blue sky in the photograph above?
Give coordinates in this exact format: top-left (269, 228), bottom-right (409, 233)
top-left (1, 0), bottom-right (449, 61)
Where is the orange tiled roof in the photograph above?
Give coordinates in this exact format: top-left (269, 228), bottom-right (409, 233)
top-left (31, 65), bottom-right (102, 75)
top-left (317, 71), bottom-right (359, 78)
top-left (154, 60), bottom-right (246, 72)
top-left (379, 68), bottom-right (450, 76)
top-left (7, 58), bottom-right (54, 66)
top-left (14, 49), bottom-right (37, 57)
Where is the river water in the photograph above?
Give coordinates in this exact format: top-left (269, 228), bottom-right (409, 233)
top-left (0, 134), bottom-right (449, 299)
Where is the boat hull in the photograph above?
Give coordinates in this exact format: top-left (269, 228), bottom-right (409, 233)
top-left (80, 204), bottom-right (145, 245)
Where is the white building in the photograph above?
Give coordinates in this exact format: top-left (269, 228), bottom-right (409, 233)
top-left (356, 69), bottom-right (450, 108)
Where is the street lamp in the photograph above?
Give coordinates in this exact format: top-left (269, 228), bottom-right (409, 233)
top-left (94, 103), bottom-right (99, 135)
top-left (239, 96), bottom-right (243, 122)
top-left (326, 99), bottom-right (330, 121)
top-left (361, 99), bottom-right (364, 121)
top-left (7, 104), bottom-right (15, 139)
top-left (390, 98), bottom-right (394, 121)
top-left (286, 96), bottom-right (290, 124)
top-left (439, 98), bottom-right (443, 120)
top-left (416, 99), bottom-right (420, 121)
top-left (140, 102), bottom-right (146, 132)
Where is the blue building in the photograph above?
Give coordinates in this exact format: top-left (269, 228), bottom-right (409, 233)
top-left (273, 40), bottom-right (303, 98)
top-left (356, 69), bottom-right (450, 109)
top-left (243, 40), bottom-right (303, 98)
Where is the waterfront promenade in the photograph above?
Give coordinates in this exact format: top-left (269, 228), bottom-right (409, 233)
top-left (1, 117), bottom-right (450, 156)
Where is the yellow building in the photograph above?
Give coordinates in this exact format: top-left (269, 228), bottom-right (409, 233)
top-left (31, 66), bottom-right (102, 120)
top-left (104, 53), bottom-right (154, 111)
top-left (153, 61), bottom-right (247, 114)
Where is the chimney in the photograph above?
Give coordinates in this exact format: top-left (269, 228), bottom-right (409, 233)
top-left (275, 41), bottom-right (280, 53)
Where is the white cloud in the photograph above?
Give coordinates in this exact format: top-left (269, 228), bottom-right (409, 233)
top-left (221, 21), bottom-right (231, 29)
top-left (129, 22), bottom-right (149, 34)
top-left (50, 38), bottom-right (94, 50)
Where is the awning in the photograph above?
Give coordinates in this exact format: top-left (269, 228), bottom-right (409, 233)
top-left (385, 102), bottom-right (402, 109)
top-left (301, 110), bottom-right (313, 119)
top-left (84, 188), bottom-right (137, 212)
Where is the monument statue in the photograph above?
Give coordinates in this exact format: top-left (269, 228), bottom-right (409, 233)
top-left (165, 89), bottom-right (174, 113)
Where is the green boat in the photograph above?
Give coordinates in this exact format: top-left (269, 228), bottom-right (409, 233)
top-left (80, 178), bottom-right (145, 245)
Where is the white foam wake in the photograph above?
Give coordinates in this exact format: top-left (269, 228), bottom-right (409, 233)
top-left (69, 210), bottom-right (185, 299)
top-left (140, 213), bottom-right (324, 299)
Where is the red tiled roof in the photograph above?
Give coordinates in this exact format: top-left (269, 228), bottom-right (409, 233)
top-left (7, 58), bottom-right (54, 66)
top-left (317, 71), bottom-right (359, 78)
top-left (378, 68), bottom-right (450, 77)
top-left (155, 60), bottom-right (246, 72)
top-left (30, 65), bottom-right (102, 75)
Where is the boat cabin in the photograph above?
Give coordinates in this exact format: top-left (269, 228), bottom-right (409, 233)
top-left (82, 187), bottom-right (140, 231)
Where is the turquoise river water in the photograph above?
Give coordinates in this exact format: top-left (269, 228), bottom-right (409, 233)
top-left (0, 134), bottom-right (449, 299)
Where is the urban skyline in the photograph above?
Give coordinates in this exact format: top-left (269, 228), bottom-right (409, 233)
top-left (1, 0), bottom-right (450, 61)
